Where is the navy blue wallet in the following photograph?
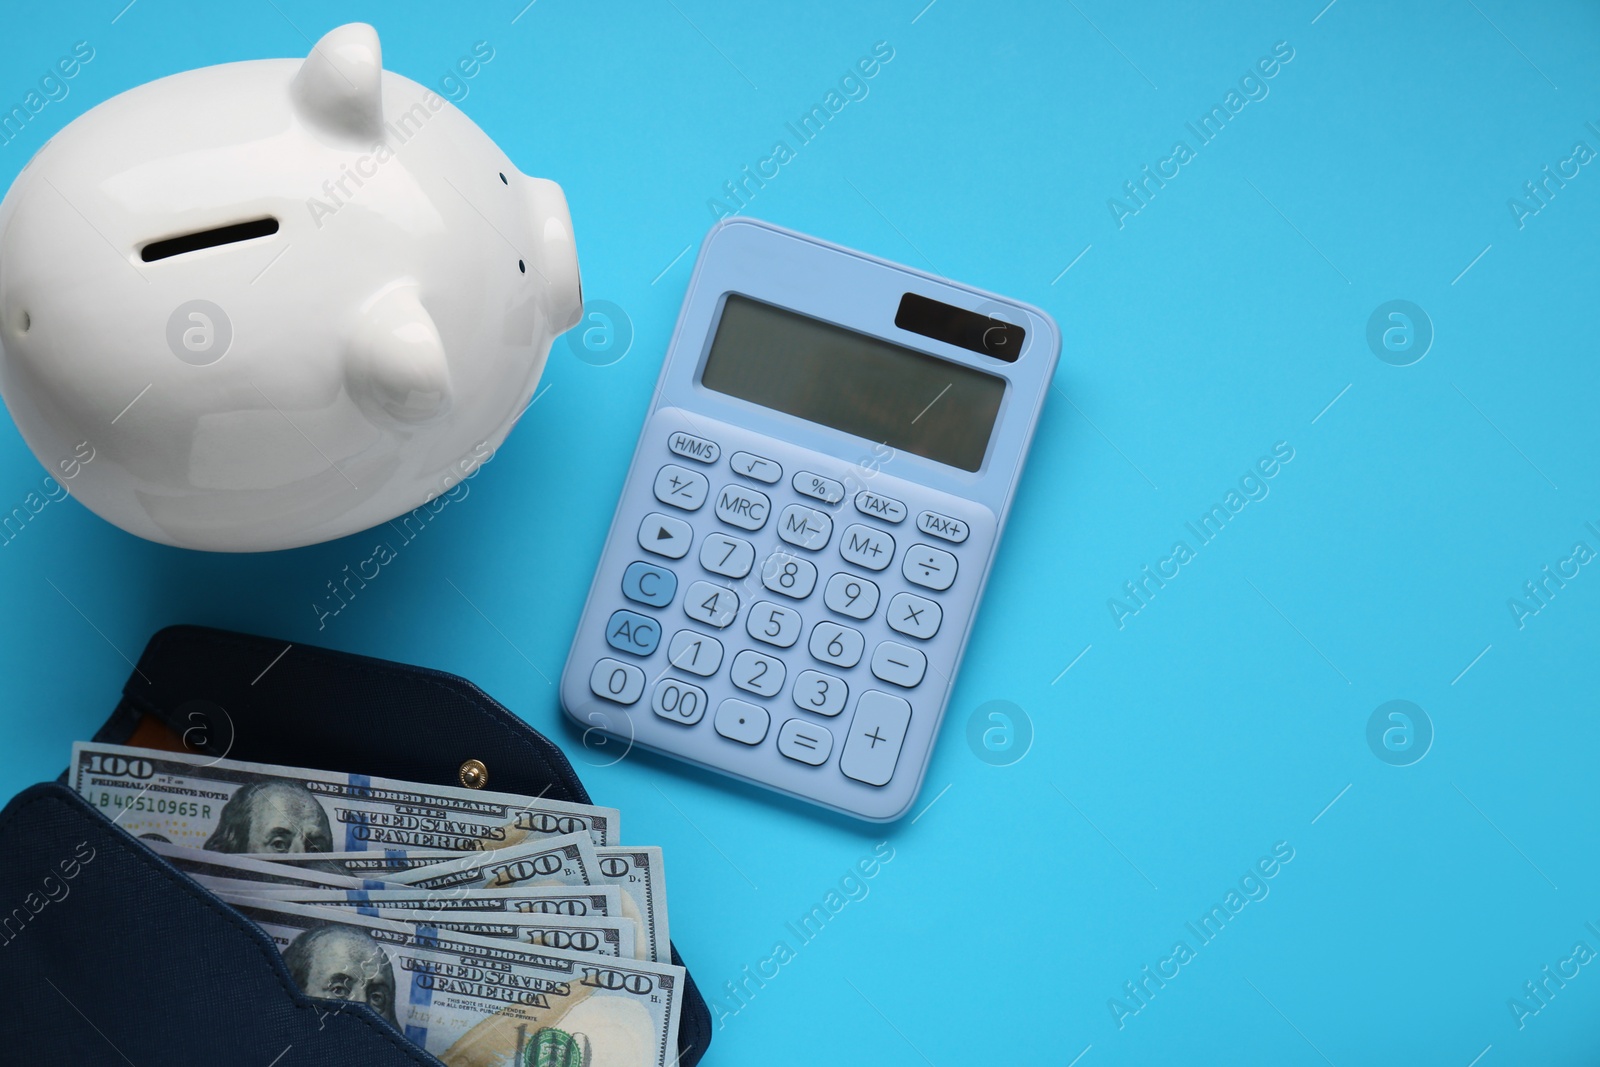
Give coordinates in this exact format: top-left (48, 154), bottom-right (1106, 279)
top-left (0, 624), bottom-right (713, 1066)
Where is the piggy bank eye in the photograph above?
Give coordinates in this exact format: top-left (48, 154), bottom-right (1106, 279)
top-left (518, 259), bottom-right (525, 274)
top-left (499, 172), bottom-right (508, 185)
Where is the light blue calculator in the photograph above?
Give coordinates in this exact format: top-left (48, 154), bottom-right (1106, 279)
top-left (560, 219), bottom-right (1059, 820)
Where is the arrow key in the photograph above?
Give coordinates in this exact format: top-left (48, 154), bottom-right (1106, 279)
top-left (638, 511), bottom-right (692, 559)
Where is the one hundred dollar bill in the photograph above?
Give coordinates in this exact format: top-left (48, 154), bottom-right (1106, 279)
top-left (233, 885), bottom-right (627, 922)
top-left (380, 837), bottom-right (602, 894)
top-left (242, 849), bottom-right (468, 877)
top-left (148, 840), bottom-right (386, 890)
top-left (215, 889), bottom-right (636, 958)
top-left (594, 848), bottom-right (670, 966)
top-left (385, 841), bottom-right (669, 964)
top-left (229, 897), bottom-right (683, 1067)
top-left (148, 844), bottom-right (630, 959)
top-left (71, 741), bottom-right (620, 850)
top-left (261, 834), bottom-right (601, 889)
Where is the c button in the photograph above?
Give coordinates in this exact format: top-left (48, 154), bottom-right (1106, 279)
top-left (622, 561), bottom-right (677, 608)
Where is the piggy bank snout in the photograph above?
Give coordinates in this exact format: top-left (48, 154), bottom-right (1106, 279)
top-left (522, 176), bottom-right (582, 335)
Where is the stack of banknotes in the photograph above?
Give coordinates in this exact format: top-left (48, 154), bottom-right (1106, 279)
top-left (69, 741), bottom-right (682, 1067)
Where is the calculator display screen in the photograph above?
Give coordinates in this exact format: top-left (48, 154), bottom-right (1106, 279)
top-left (700, 295), bottom-right (1005, 472)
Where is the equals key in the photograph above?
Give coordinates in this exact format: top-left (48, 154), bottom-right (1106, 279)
top-left (778, 719), bottom-right (834, 766)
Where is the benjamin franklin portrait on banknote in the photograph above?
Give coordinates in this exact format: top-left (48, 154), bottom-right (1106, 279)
top-left (282, 926), bottom-right (398, 1025)
top-left (203, 780), bottom-right (333, 854)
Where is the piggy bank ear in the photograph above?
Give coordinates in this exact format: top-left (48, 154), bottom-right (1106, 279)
top-left (292, 23), bottom-right (383, 140)
top-left (346, 285), bottom-right (452, 424)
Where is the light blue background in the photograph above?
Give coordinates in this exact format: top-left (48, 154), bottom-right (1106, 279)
top-left (2, 2), bottom-right (1598, 1064)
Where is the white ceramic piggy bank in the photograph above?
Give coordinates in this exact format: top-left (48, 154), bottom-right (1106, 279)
top-left (0, 23), bottom-right (580, 551)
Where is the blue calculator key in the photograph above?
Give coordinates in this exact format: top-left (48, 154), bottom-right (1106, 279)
top-left (854, 490), bottom-right (907, 523)
top-left (729, 451), bottom-right (781, 483)
top-left (667, 431), bottom-right (720, 464)
top-left (699, 532), bottom-right (754, 579)
top-left (777, 504), bottom-right (832, 551)
top-left (638, 512), bottom-right (692, 559)
top-left (714, 484), bottom-right (771, 531)
top-left (621, 561), bottom-right (677, 607)
top-left (809, 621), bottom-right (865, 668)
top-left (730, 649), bottom-right (785, 697)
top-left (605, 610), bottom-right (661, 656)
top-left (760, 551), bottom-right (817, 599)
top-left (777, 718), bottom-right (834, 765)
top-left (840, 690), bottom-right (912, 787)
top-left (916, 510), bottom-right (969, 543)
top-left (903, 543), bottom-right (957, 591)
top-left (793, 471), bottom-right (844, 504)
top-left (653, 464), bottom-right (709, 511)
top-left (714, 697), bottom-right (770, 745)
top-left (589, 658), bottom-right (645, 705)
top-left (651, 677), bottom-right (708, 726)
top-left (792, 669), bottom-right (848, 716)
top-left (886, 592), bottom-right (941, 639)
top-left (667, 628), bottom-right (723, 676)
top-left (684, 581), bottom-right (740, 628)
top-left (870, 640), bottom-right (926, 688)
top-left (839, 523), bottom-right (895, 571)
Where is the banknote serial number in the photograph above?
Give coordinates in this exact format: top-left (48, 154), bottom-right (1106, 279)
top-left (90, 791), bottom-right (214, 820)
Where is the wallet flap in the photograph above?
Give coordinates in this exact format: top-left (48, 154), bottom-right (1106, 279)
top-left (0, 782), bottom-right (443, 1065)
top-left (103, 626), bottom-right (589, 803)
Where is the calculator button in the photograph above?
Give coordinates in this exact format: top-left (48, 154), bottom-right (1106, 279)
top-left (777, 718), bottom-right (835, 766)
top-left (683, 581), bottom-right (740, 628)
top-left (638, 513), bottom-right (692, 559)
top-left (839, 524), bottom-right (895, 571)
top-left (605, 610), bottom-right (661, 656)
top-left (916, 510), bottom-right (969, 543)
top-left (854, 491), bottom-right (907, 524)
top-left (653, 464), bottom-right (709, 511)
top-left (760, 551), bottom-right (817, 600)
top-left (699, 532), bottom-right (754, 579)
top-left (666, 629), bottom-right (723, 676)
top-left (729, 451), bottom-right (781, 483)
top-left (746, 601), bottom-right (803, 648)
top-left (870, 641), bottom-right (926, 688)
top-left (589, 658), bottom-right (645, 705)
top-left (791, 669), bottom-right (848, 717)
top-left (902, 543), bottom-right (957, 591)
top-left (885, 592), bottom-right (941, 640)
top-left (809, 622), bottom-right (865, 668)
top-left (714, 484), bottom-right (771, 531)
top-left (651, 677), bottom-right (708, 726)
top-left (621, 561), bottom-right (677, 608)
top-left (823, 573), bottom-right (879, 620)
top-left (777, 504), bottom-right (833, 551)
top-left (668, 431), bottom-right (720, 464)
top-left (714, 698), bottom-right (770, 745)
top-left (840, 691), bottom-right (912, 787)
top-left (730, 650), bottom-right (786, 697)
top-left (793, 471), bottom-right (844, 504)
